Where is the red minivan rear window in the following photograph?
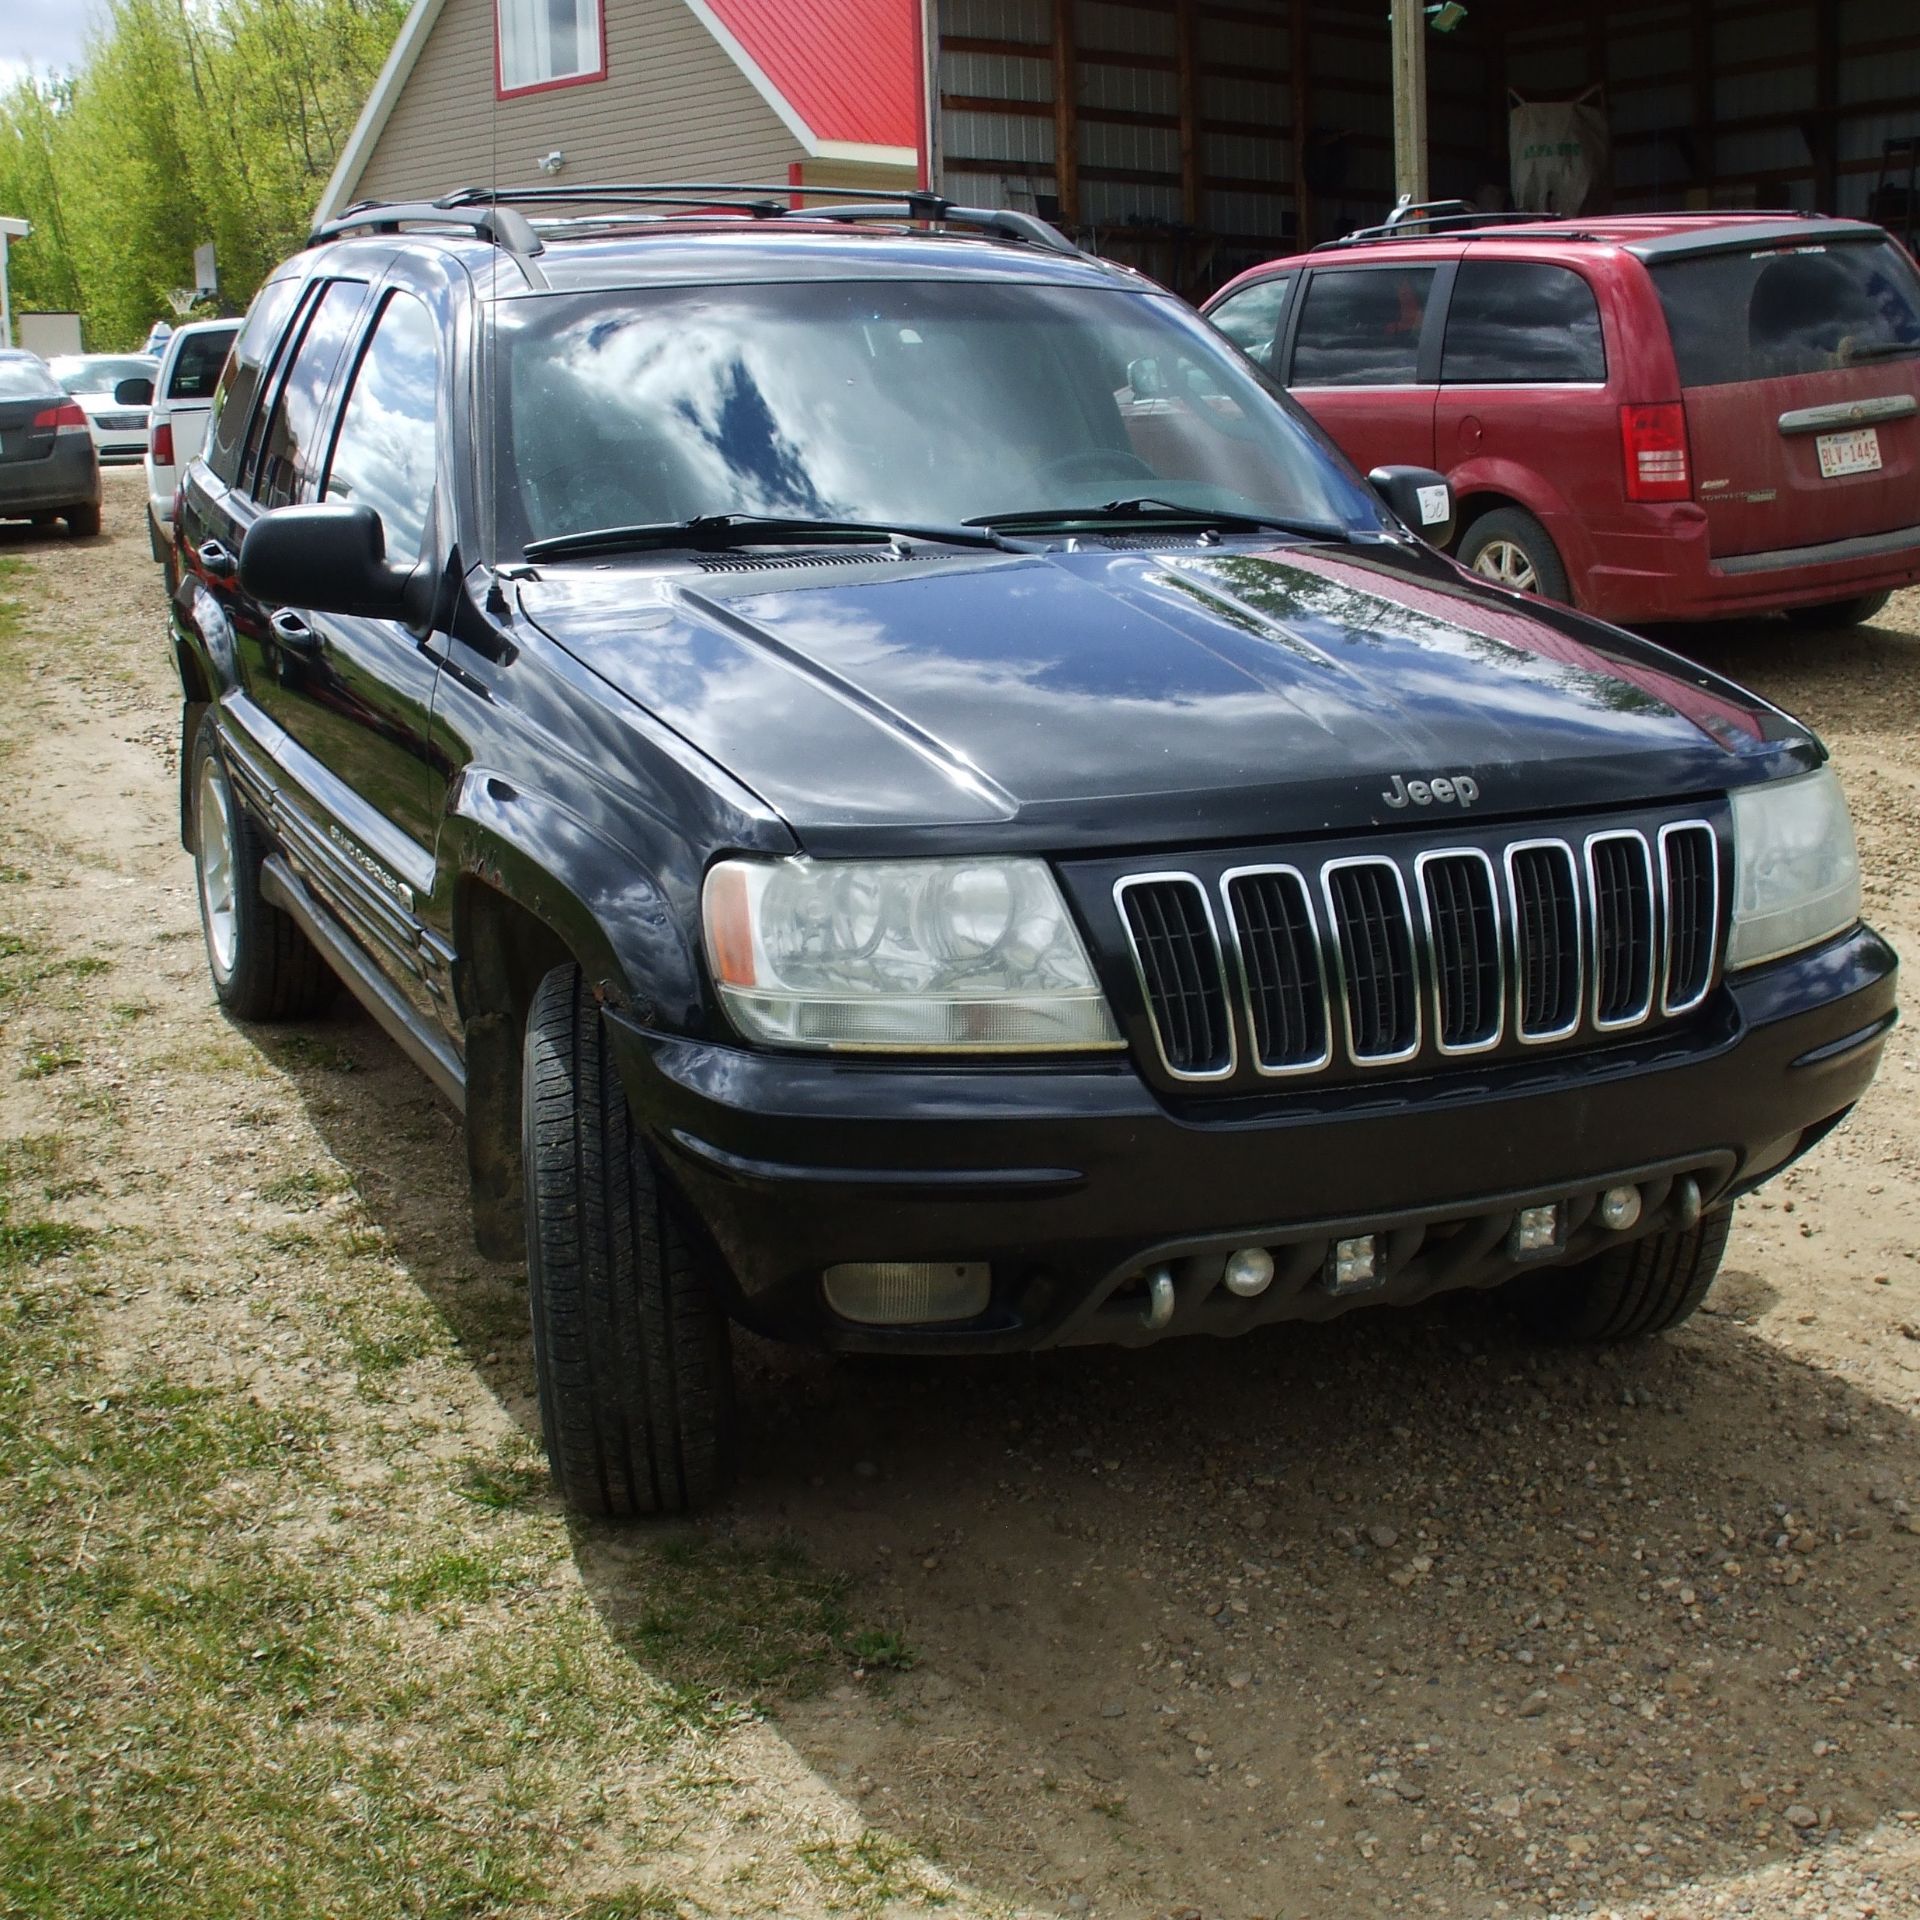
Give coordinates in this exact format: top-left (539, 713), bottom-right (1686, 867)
top-left (1651, 238), bottom-right (1920, 387)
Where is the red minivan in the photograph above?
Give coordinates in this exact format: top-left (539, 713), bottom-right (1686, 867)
top-left (1202, 212), bottom-right (1920, 626)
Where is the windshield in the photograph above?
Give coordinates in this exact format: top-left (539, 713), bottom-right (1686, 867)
top-left (488, 278), bottom-right (1385, 556)
top-left (51, 355), bottom-right (156, 394)
top-left (1652, 239), bottom-right (1920, 386)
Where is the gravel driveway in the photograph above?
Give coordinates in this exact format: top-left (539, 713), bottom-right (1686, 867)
top-left (2, 469), bottom-right (1916, 1920)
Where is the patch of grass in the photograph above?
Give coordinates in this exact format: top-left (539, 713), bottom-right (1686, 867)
top-left (0, 1207), bottom-right (92, 1270)
top-left (456, 1455), bottom-right (548, 1512)
top-left (258, 1168), bottom-right (349, 1211)
top-left (612, 1534), bottom-right (851, 1705)
top-left (0, 931), bottom-right (26, 958)
top-left (337, 1301), bottom-right (438, 1377)
top-left (262, 1225), bottom-right (320, 1257)
top-left (844, 1626), bottom-right (916, 1674)
top-left (0, 865), bottom-right (29, 885)
top-left (385, 1549), bottom-right (509, 1611)
top-left (60, 954), bottom-right (112, 979)
top-left (796, 1831), bottom-right (947, 1911)
top-left (111, 1000), bottom-right (157, 1022)
top-left (21, 1041), bottom-right (81, 1079)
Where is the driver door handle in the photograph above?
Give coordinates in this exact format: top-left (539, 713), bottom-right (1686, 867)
top-left (197, 538), bottom-right (237, 579)
top-left (269, 608), bottom-right (320, 653)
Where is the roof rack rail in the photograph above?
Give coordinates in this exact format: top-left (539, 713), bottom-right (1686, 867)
top-left (308, 198), bottom-right (544, 256)
top-left (1314, 196), bottom-right (1563, 250)
top-left (433, 183), bottom-right (1084, 256)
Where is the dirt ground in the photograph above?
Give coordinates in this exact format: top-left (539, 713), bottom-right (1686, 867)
top-left (2, 467), bottom-right (1917, 1920)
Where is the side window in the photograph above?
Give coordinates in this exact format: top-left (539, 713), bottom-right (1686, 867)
top-left (322, 291), bottom-right (440, 563)
top-left (1289, 267), bottom-right (1436, 387)
top-left (250, 280), bottom-right (368, 509)
top-left (1208, 276), bottom-right (1295, 373)
top-left (167, 328), bottom-right (239, 402)
top-left (205, 279), bottom-right (300, 485)
top-left (1442, 261), bottom-right (1606, 384)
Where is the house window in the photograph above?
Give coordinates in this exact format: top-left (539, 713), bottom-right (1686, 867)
top-left (497, 0), bottom-right (603, 94)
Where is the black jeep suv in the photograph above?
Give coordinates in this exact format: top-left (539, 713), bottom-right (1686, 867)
top-left (168, 185), bottom-right (1896, 1515)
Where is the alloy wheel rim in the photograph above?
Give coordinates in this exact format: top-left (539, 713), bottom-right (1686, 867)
top-left (197, 757), bottom-right (239, 982)
top-left (1473, 539), bottom-right (1538, 592)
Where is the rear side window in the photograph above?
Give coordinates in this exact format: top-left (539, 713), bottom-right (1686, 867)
top-left (0, 358), bottom-right (58, 401)
top-left (322, 292), bottom-right (439, 561)
top-left (206, 278), bottom-right (302, 485)
top-left (167, 328), bottom-right (239, 402)
top-left (1653, 240), bottom-right (1920, 387)
top-left (1442, 261), bottom-right (1605, 383)
top-left (1208, 276), bottom-right (1295, 373)
top-left (1290, 268), bottom-right (1435, 386)
top-left (250, 281), bottom-right (368, 509)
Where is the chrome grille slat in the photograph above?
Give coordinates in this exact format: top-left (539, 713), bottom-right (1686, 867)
top-left (1222, 865), bottom-right (1332, 1074)
top-left (1418, 849), bottom-right (1503, 1053)
top-left (1506, 840), bottom-right (1583, 1043)
top-left (1586, 831), bottom-right (1657, 1030)
top-left (1114, 818), bottom-right (1720, 1082)
top-left (1323, 859), bottom-right (1420, 1064)
top-left (1659, 822), bottom-right (1719, 1014)
top-left (1113, 875), bottom-right (1234, 1080)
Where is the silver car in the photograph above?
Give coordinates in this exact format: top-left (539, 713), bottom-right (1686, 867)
top-left (0, 350), bottom-right (102, 536)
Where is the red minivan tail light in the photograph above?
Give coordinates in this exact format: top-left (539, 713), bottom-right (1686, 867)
top-left (33, 401), bottom-right (89, 433)
top-left (1620, 402), bottom-right (1691, 502)
top-left (151, 420), bottom-right (175, 465)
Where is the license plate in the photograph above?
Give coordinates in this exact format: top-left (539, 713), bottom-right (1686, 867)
top-left (1816, 426), bottom-right (1882, 477)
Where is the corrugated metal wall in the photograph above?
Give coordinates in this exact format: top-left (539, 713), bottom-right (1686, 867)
top-left (934, 0), bottom-right (1920, 293)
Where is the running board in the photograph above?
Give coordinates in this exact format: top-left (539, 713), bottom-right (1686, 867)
top-left (261, 854), bottom-right (466, 1112)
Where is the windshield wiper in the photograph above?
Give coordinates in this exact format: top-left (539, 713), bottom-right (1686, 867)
top-left (523, 512), bottom-right (1023, 562)
top-left (966, 496), bottom-right (1348, 541)
top-left (1842, 338), bottom-right (1920, 362)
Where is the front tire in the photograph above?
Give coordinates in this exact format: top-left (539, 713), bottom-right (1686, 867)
top-left (1507, 1207), bottom-right (1732, 1343)
top-left (523, 963), bottom-right (736, 1517)
top-left (1459, 506), bottom-right (1571, 603)
top-left (1783, 590), bottom-right (1890, 630)
top-left (190, 713), bottom-right (336, 1021)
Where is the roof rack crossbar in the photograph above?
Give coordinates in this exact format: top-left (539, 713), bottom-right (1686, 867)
top-left (308, 199), bottom-right (544, 256)
top-left (434, 184), bottom-right (1083, 255)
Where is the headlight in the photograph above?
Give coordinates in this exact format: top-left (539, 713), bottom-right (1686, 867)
top-left (1727, 768), bottom-right (1861, 970)
top-left (701, 855), bottom-right (1124, 1052)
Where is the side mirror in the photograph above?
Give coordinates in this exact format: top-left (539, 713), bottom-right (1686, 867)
top-left (1368, 465), bottom-right (1455, 549)
top-left (116, 376), bottom-right (155, 407)
top-left (239, 504), bottom-right (415, 619)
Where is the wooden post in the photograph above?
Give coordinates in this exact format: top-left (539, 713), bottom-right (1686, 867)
top-left (1391, 0), bottom-right (1429, 205)
top-left (1176, 0), bottom-right (1201, 227)
top-left (1812, 0), bottom-right (1837, 213)
top-left (1290, 0), bottom-right (1313, 247)
top-left (1053, 0), bottom-right (1079, 223)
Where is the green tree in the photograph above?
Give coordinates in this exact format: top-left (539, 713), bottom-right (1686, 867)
top-left (0, 0), bottom-right (406, 349)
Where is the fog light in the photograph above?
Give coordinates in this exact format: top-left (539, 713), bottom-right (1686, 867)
top-left (1509, 1204), bottom-right (1562, 1257)
top-left (1599, 1184), bottom-right (1643, 1232)
top-left (823, 1261), bottom-right (990, 1326)
top-left (1224, 1246), bottom-right (1276, 1298)
top-left (1328, 1234), bottom-right (1377, 1292)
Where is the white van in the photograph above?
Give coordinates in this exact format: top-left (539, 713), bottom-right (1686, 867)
top-left (145, 320), bottom-right (240, 563)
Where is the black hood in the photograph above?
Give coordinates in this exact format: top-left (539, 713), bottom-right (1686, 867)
top-left (515, 537), bottom-right (1815, 855)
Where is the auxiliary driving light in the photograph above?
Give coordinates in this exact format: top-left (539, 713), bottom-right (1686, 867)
top-left (822, 1261), bottom-right (990, 1326)
top-left (1224, 1246), bottom-right (1276, 1298)
top-left (1509, 1204), bottom-right (1562, 1257)
top-left (1599, 1184), bottom-right (1643, 1232)
top-left (1328, 1235), bottom-right (1378, 1292)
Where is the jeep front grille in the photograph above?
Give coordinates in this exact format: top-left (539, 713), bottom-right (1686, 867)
top-left (1112, 817), bottom-right (1721, 1084)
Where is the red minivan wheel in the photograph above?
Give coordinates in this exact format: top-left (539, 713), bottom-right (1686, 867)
top-left (1459, 507), bottom-right (1572, 604)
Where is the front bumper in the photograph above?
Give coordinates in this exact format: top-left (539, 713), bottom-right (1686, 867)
top-left (608, 924), bottom-right (1896, 1352)
top-left (1581, 504), bottom-right (1920, 623)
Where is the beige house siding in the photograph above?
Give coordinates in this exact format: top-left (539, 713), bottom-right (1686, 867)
top-left (794, 157), bottom-right (918, 196)
top-left (352, 0), bottom-right (801, 204)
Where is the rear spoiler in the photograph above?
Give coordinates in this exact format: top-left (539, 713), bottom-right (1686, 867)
top-left (1623, 218), bottom-right (1889, 262)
